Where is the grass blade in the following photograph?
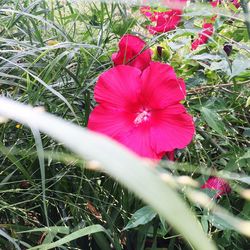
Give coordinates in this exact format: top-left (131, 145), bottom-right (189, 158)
top-left (0, 97), bottom-right (216, 250)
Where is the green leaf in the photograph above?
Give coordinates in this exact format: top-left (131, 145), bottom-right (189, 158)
top-left (230, 55), bottom-right (250, 79)
top-left (200, 107), bottom-right (225, 135)
top-left (188, 53), bottom-right (223, 61)
top-left (205, 214), bottom-right (235, 230)
top-left (238, 149), bottom-right (250, 161)
top-left (123, 206), bottom-right (157, 230)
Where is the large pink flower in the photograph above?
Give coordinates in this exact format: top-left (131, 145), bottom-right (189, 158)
top-left (147, 9), bottom-right (183, 34)
top-left (191, 23), bottom-right (214, 50)
top-left (201, 177), bottom-right (231, 198)
top-left (88, 62), bottom-right (195, 159)
top-left (111, 34), bottom-right (152, 71)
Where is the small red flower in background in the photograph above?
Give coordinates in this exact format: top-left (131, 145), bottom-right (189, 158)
top-left (201, 177), bottom-right (231, 198)
top-left (140, 1), bottom-right (186, 34)
top-left (192, 0), bottom-right (240, 51)
top-left (112, 34), bottom-right (152, 71)
top-left (88, 62), bottom-right (195, 159)
top-left (210, 0), bottom-right (220, 7)
top-left (191, 23), bottom-right (214, 50)
top-left (147, 9), bottom-right (183, 34)
top-left (210, 0), bottom-right (240, 9)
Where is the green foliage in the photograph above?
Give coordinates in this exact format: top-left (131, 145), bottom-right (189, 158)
top-left (0, 0), bottom-right (249, 249)
top-left (123, 206), bottom-right (157, 230)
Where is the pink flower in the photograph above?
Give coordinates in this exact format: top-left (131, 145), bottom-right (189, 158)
top-left (147, 9), bottom-right (183, 34)
top-left (88, 62), bottom-right (195, 159)
top-left (201, 177), bottom-right (231, 198)
top-left (210, 0), bottom-right (220, 7)
top-left (191, 23), bottom-right (214, 50)
top-left (210, 0), bottom-right (240, 9)
top-left (112, 34), bottom-right (152, 71)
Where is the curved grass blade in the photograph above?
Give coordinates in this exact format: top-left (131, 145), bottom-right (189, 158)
top-left (0, 228), bottom-right (21, 250)
top-left (0, 97), bottom-right (216, 250)
top-left (28, 225), bottom-right (110, 250)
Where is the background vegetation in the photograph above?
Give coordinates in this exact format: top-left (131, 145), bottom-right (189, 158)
top-left (0, 0), bottom-right (250, 249)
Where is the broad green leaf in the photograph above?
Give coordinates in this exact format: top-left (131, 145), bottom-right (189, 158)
top-left (200, 107), bottom-right (225, 135)
top-left (124, 206), bottom-right (157, 230)
top-left (0, 97), bottom-right (216, 250)
top-left (188, 53), bottom-right (223, 61)
top-left (209, 60), bottom-right (229, 73)
top-left (205, 215), bottom-right (235, 230)
top-left (238, 150), bottom-right (250, 161)
top-left (230, 55), bottom-right (250, 79)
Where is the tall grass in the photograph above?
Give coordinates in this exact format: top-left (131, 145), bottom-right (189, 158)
top-left (0, 0), bottom-right (250, 249)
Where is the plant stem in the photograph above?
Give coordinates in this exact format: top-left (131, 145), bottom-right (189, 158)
top-left (240, 0), bottom-right (250, 39)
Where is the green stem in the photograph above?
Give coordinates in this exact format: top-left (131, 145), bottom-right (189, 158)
top-left (240, 0), bottom-right (250, 39)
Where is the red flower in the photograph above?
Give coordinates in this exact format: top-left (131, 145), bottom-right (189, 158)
top-left (201, 177), bottom-right (231, 198)
top-left (191, 23), bottom-right (214, 50)
top-left (112, 34), bottom-right (152, 71)
top-left (210, 0), bottom-right (220, 7)
top-left (88, 62), bottom-right (195, 159)
top-left (210, 0), bottom-right (240, 9)
top-left (147, 9), bottom-right (183, 34)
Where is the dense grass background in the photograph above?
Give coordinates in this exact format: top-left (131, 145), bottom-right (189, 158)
top-left (0, 0), bottom-right (250, 249)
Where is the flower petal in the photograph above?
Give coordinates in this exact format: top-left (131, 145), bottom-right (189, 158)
top-left (88, 105), bottom-right (160, 159)
top-left (140, 62), bottom-right (186, 109)
top-left (94, 65), bottom-right (142, 110)
top-left (120, 124), bottom-right (161, 159)
top-left (191, 23), bottom-right (214, 50)
top-left (112, 34), bottom-right (152, 70)
top-left (201, 177), bottom-right (231, 198)
top-left (88, 105), bottom-right (134, 139)
top-left (147, 10), bottom-right (182, 34)
top-left (150, 104), bottom-right (195, 154)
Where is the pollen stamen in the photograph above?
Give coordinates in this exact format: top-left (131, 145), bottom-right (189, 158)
top-left (134, 108), bottom-right (151, 125)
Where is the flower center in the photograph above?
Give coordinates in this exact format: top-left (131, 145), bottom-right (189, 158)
top-left (134, 108), bottom-right (151, 125)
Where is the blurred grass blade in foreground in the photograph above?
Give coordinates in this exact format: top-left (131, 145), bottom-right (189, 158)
top-left (0, 97), bottom-right (216, 250)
